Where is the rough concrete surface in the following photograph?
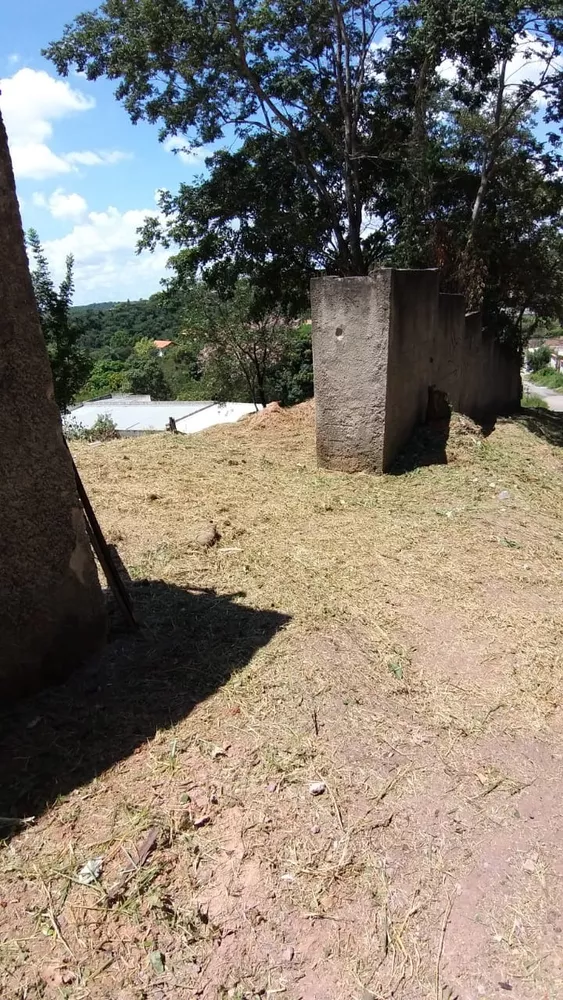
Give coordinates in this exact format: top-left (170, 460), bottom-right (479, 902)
top-left (384, 269), bottom-right (440, 468)
top-left (311, 273), bottom-right (392, 472)
top-left (312, 269), bottom-right (521, 472)
top-left (0, 109), bottom-right (106, 698)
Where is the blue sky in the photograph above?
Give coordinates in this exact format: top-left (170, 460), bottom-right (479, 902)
top-left (1, 0), bottom-right (211, 303)
top-left (2, 4), bottom-right (557, 305)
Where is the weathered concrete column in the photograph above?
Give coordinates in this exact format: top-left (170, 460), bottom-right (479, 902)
top-left (311, 272), bottom-right (392, 472)
top-left (311, 269), bottom-right (440, 473)
top-left (0, 110), bottom-right (106, 698)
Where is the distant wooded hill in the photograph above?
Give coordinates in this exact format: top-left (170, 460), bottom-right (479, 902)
top-left (71, 294), bottom-right (185, 354)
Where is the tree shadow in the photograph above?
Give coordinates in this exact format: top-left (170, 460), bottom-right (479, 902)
top-left (513, 406), bottom-right (563, 448)
top-left (0, 581), bottom-right (290, 838)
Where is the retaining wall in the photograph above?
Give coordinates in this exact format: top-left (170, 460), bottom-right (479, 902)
top-left (311, 268), bottom-right (521, 473)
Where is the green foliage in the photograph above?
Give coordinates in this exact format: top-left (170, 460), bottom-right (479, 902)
top-left (46, 0), bottom-right (563, 346)
top-left (27, 228), bottom-right (92, 411)
top-left (72, 294), bottom-right (185, 355)
top-left (64, 412), bottom-right (120, 441)
top-left (269, 322), bottom-right (314, 406)
top-left (527, 345), bottom-right (552, 372)
top-left (521, 391), bottom-right (548, 409)
top-left (122, 353), bottom-right (172, 399)
top-left (181, 280), bottom-right (301, 406)
top-left (528, 367), bottom-right (563, 390)
top-left (77, 358), bottom-right (126, 400)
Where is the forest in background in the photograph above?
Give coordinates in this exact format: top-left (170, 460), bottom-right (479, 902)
top-left (68, 290), bottom-right (313, 406)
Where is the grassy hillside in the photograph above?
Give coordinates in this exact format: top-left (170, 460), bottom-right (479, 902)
top-left (2, 406), bottom-right (563, 999)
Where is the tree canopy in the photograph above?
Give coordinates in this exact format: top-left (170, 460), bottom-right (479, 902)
top-left (46, 0), bottom-right (563, 343)
top-left (27, 229), bottom-right (92, 411)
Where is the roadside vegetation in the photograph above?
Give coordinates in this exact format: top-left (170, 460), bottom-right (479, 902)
top-left (528, 367), bottom-right (563, 391)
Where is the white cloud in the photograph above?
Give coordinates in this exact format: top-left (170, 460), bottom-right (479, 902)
top-left (11, 143), bottom-right (74, 180)
top-left (42, 205), bottom-right (169, 303)
top-left (0, 67), bottom-right (130, 179)
top-left (163, 136), bottom-right (214, 165)
top-left (65, 149), bottom-right (132, 167)
top-left (33, 188), bottom-right (88, 220)
top-left (7, 53), bottom-right (20, 67)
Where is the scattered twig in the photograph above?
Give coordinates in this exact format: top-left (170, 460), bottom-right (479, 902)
top-left (106, 826), bottom-right (158, 903)
top-left (371, 766), bottom-right (409, 805)
top-left (0, 815), bottom-right (35, 828)
top-left (312, 708), bottom-right (319, 736)
top-left (435, 894), bottom-right (455, 1000)
top-left (39, 876), bottom-right (75, 960)
top-left (317, 774), bottom-right (345, 832)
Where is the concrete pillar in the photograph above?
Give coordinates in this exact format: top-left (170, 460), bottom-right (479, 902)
top-left (311, 269), bottom-right (439, 473)
top-left (310, 272), bottom-right (392, 472)
top-left (0, 110), bottom-right (106, 698)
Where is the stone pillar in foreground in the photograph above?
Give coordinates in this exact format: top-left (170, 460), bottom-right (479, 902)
top-left (0, 109), bottom-right (106, 698)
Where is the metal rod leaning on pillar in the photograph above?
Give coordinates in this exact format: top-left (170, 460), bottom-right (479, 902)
top-left (64, 439), bottom-right (139, 630)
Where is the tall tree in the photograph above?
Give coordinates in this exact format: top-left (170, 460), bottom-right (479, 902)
top-left (181, 280), bottom-right (295, 407)
top-left (46, 0), bottom-right (395, 279)
top-left (27, 229), bottom-right (92, 411)
top-left (46, 0), bottom-right (563, 338)
top-left (122, 339), bottom-right (172, 398)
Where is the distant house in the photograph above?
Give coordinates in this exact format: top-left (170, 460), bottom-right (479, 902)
top-left (69, 394), bottom-right (258, 436)
top-left (153, 339), bottom-right (174, 356)
top-left (528, 338), bottom-right (563, 370)
top-left (544, 339), bottom-right (563, 371)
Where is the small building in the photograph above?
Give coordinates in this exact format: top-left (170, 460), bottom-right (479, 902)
top-left (544, 339), bottom-right (563, 371)
top-left (153, 339), bottom-right (174, 356)
top-left (69, 394), bottom-right (259, 436)
top-left (527, 338), bottom-right (563, 370)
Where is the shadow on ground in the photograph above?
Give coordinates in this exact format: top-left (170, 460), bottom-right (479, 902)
top-left (0, 581), bottom-right (289, 838)
top-left (514, 406), bottom-right (563, 447)
top-left (391, 421), bottom-right (451, 474)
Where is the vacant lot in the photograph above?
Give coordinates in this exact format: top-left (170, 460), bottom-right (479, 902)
top-left (2, 403), bottom-right (563, 1000)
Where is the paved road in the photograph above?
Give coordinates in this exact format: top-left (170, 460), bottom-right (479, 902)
top-left (522, 379), bottom-right (563, 412)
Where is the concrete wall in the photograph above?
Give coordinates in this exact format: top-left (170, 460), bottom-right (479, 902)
top-left (384, 270), bottom-right (440, 468)
top-left (312, 268), bottom-right (521, 473)
top-left (311, 273), bottom-right (392, 472)
top-left (434, 293), bottom-right (465, 410)
top-left (0, 110), bottom-right (106, 698)
top-left (458, 313), bottom-right (521, 423)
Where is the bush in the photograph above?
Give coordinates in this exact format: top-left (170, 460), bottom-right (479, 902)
top-left (64, 412), bottom-right (119, 442)
top-left (521, 391), bottom-right (548, 409)
top-left (528, 366), bottom-right (563, 390)
top-left (526, 344), bottom-right (552, 372)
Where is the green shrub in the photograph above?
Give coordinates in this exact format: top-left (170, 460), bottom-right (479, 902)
top-left (64, 413), bottom-right (119, 441)
top-left (521, 391), bottom-right (548, 409)
top-left (526, 344), bottom-right (552, 372)
top-left (528, 366), bottom-right (563, 390)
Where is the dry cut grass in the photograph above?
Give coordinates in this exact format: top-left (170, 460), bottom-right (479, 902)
top-left (1, 401), bottom-right (563, 1000)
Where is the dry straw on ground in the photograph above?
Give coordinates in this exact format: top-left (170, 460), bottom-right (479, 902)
top-left (1, 401), bottom-right (563, 1000)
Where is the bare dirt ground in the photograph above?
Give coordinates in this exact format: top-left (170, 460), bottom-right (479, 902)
top-left (2, 403), bottom-right (563, 1000)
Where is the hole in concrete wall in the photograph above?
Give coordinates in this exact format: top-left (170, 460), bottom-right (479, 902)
top-left (427, 386), bottom-right (451, 424)
top-left (335, 326), bottom-right (344, 340)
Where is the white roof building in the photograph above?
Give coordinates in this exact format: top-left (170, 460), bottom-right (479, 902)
top-left (69, 395), bottom-right (259, 435)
